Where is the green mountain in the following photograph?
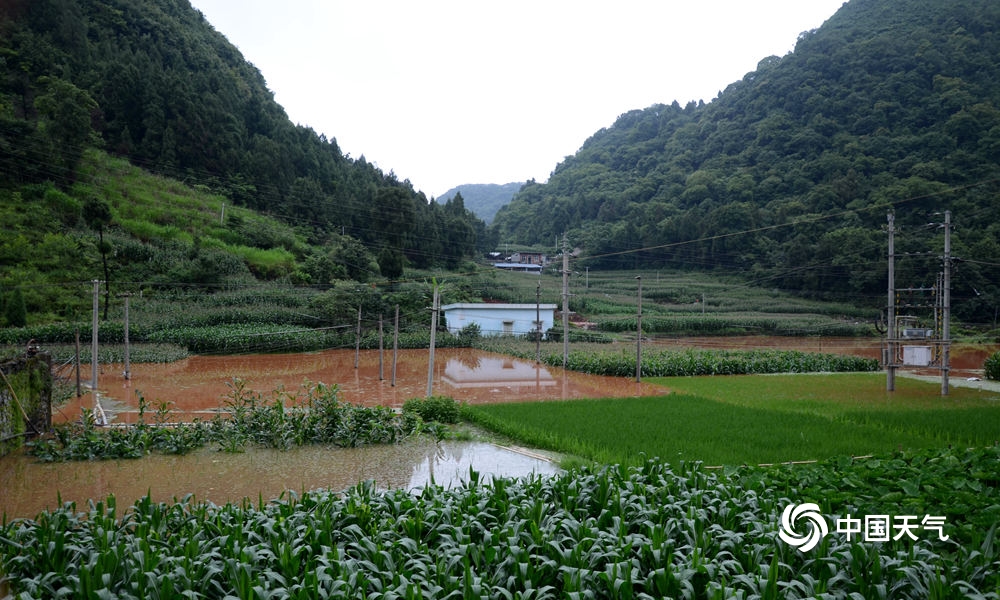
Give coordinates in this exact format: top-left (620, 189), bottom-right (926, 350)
top-left (434, 182), bottom-right (524, 224)
top-left (491, 0), bottom-right (1000, 325)
top-left (0, 0), bottom-right (487, 323)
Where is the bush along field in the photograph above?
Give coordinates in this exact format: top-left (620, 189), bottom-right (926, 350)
top-left (1, 448), bottom-right (997, 598)
top-left (26, 380), bottom-right (424, 462)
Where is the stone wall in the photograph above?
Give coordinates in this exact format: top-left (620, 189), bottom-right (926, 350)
top-left (0, 352), bottom-right (52, 456)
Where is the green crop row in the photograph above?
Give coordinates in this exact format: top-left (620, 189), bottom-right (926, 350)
top-left (3, 325), bottom-right (470, 359)
top-left (545, 347), bottom-right (878, 378)
top-left (2, 448), bottom-right (997, 597)
top-left (599, 315), bottom-right (874, 337)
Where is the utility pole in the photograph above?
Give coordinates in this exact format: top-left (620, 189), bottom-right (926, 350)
top-left (354, 306), bottom-right (361, 369)
top-left (635, 276), bottom-right (642, 383)
top-left (378, 313), bottom-right (384, 381)
top-left (74, 328), bottom-right (81, 397)
top-left (121, 293), bottom-right (131, 380)
top-left (942, 210), bottom-right (951, 396)
top-left (427, 286), bottom-right (439, 397)
top-left (561, 233), bottom-right (569, 368)
top-left (886, 213), bottom-right (896, 391)
top-left (91, 280), bottom-right (99, 396)
top-left (535, 281), bottom-right (541, 364)
top-left (392, 305), bottom-right (399, 386)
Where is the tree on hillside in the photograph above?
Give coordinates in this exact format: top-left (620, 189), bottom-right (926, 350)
top-left (489, 0), bottom-right (1000, 323)
top-left (33, 77), bottom-right (97, 185)
top-left (1, 0), bottom-right (489, 281)
top-left (4, 287), bottom-right (26, 327)
top-left (82, 195), bottom-right (113, 320)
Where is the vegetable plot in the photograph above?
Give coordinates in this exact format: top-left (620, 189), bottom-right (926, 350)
top-left (3, 448), bottom-right (998, 598)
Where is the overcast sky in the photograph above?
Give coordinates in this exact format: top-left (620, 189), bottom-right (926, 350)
top-left (189, 0), bottom-right (846, 199)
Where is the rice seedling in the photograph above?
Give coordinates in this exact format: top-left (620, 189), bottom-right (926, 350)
top-left (462, 394), bottom-right (944, 468)
top-left (660, 372), bottom-right (1000, 448)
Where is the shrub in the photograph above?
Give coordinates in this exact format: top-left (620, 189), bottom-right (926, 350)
top-left (985, 351), bottom-right (1000, 381)
top-left (456, 322), bottom-right (481, 344)
top-left (403, 395), bottom-right (460, 424)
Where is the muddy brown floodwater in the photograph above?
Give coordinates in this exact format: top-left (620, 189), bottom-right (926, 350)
top-left (56, 348), bottom-right (671, 423)
top-left (3, 340), bottom-right (995, 520)
top-left (3, 348), bottom-right (667, 519)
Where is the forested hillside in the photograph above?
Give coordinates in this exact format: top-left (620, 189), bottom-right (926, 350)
top-left (0, 0), bottom-right (486, 323)
top-left (491, 0), bottom-right (1000, 325)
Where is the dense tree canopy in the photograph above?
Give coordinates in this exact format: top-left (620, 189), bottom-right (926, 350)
top-left (491, 0), bottom-right (1000, 324)
top-left (0, 0), bottom-right (484, 285)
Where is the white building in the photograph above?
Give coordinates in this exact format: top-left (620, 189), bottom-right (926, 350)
top-left (441, 303), bottom-right (558, 337)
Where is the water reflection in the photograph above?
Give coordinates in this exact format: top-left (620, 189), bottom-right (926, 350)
top-left (443, 356), bottom-right (555, 390)
top-left (5, 348), bottom-right (654, 520)
top-left (0, 440), bottom-right (560, 519)
top-left (57, 348), bottom-right (670, 424)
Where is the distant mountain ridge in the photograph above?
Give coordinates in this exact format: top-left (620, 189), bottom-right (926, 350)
top-left (435, 182), bottom-right (524, 224)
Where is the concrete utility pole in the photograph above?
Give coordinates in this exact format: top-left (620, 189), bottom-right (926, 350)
top-left (378, 314), bottom-right (384, 381)
top-left (535, 281), bottom-right (541, 364)
top-left (392, 305), bottom-right (399, 387)
top-left (91, 280), bottom-right (99, 395)
top-left (561, 234), bottom-right (570, 368)
top-left (121, 293), bottom-right (131, 380)
top-left (635, 275), bottom-right (642, 383)
top-left (942, 210), bottom-right (951, 396)
top-left (354, 306), bottom-right (361, 369)
top-left (75, 328), bottom-right (81, 397)
top-left (427, 286), bottom-right (439, 397)
top-left (886, 213), bottom-right (896, 391)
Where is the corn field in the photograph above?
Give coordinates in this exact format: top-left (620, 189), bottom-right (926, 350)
top-left (2, 447), bottom-right (998, 598)
top-left (544, 348), bottom-right (879, 378)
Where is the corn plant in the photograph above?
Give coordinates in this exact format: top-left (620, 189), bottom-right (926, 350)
top-left (27, 380), bottom-right (419, 462)
top-left (2, 448), bottom-right (998, 597)
top-left (545, 347), bottom-right (878, 378)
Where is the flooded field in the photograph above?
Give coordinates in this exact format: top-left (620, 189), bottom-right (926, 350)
top-left (5, 348), bottom-right (663, 519)
top-left (0, 439), bottom-right (560, 519)
top-left (56, 348), bottom-right (670, 424)
top-left (4, 339), bottom-right (995, 519)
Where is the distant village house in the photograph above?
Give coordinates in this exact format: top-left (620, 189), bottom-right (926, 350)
top-left (492, 250), bottom-right (547, 272)
top-left (442, 303), bottom-right (557, 338)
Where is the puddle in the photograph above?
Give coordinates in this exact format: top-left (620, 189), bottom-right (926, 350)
top-left (0, 440), bottom-right (560, 519)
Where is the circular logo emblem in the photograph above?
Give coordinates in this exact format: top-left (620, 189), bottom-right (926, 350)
top-left (778, 503), bottom-right (829, 552)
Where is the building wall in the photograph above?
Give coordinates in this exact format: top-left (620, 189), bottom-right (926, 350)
top-left (442, 304), bottom-right (557, 337)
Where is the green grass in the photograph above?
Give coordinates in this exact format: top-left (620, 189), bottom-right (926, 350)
top-left (462, 373), bottom-right (1000, 467)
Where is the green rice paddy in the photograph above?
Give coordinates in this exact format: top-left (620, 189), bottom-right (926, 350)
top-left (463, 373), bottom-right (1000, 467)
